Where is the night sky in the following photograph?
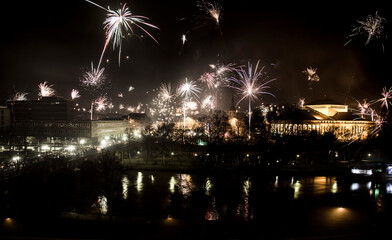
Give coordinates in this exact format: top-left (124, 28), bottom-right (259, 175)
top-left (1, 0), bottom-right (391, 111)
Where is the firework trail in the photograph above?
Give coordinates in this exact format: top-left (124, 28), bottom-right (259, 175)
top-left (71, 89), bottom-right (81, 100)
top-left (345, 11), bottom-right (386, 51)
top-left (12, 92), bottom-right (28, 101)
top-left (85, 0), bottom-right (159, 69)
top-left (38, 82), bottom-right (55, 97)
top-left (226, 60), bottom-right (276, 138)
top-left (302, 67), bottom-right (320, 90)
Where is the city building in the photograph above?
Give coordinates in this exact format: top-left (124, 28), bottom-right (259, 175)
top-left (0, 106), bottom-right (11, 132)
top-left (2, 97), bottom-right (130, 155)
top-left (270, 99), bottom-right (376, 141)
top-left (7, 96), bottom-right (75, 121)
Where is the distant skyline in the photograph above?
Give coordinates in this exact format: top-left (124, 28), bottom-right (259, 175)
top-left (1, 0), bottom-right (391, 111)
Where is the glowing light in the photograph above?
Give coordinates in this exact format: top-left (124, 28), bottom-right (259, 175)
top-left (181, 34), bottom-right (187, 45)
top-left (351, 168), bottom-right (373, 175)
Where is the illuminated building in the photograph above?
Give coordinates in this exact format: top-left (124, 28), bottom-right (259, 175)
top-left (3, 97), bottom-right (129, 153)
top-left (270, 99), bottom-right (375, 141)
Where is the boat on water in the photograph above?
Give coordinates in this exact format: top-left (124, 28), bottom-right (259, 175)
top-left (349, 160), bottom-right (392, 178)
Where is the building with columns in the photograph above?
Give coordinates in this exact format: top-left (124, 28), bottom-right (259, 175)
top-left (270, 99), bottom-right (375, 141)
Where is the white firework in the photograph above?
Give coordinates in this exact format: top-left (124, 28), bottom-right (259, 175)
top-left (85, 0), bottom-right (159, 68)
top-left (12, 92), bottom-right (28, 101)
top-left (38, 82), bottom-right (55, 97)
top-left (345, 11), bottom-right (386, 50)
top-left (71, 89), bottom-right (81, 100)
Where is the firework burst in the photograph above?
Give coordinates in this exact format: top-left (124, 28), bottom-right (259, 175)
top-left (226, 60), bottom-right (276, 138)
top-left (38, 82), bottom-right (55, 97)
top-left (81, 62), bottom-right (106, 89)
top-left (345, 11), bottom-right (386, 51)
top-left (85, 0), bottom-right (159, 68)
top-left (178, 78), bottom-right (201, 101)
top-left (198, 72), bottom-right (217, 89)
top-left (302, 67), bottom-right (320, 90)
top-left (12, 92), bottom-right (28, 101)
top-left (197, 0), bottom-right (222, 26)
top-left (94, 95), bottom-right (109, 112)
top-left (159, 82), bottom-right (174, 101)
top-left (71, 89), bottom-right (81, 100)
top-left (378, 87), bottom-right (392, 112)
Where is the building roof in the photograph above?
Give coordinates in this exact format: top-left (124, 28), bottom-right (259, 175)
top-left (278, 109), bottom-right (319, 121)
top-left (332, 112), bottom-right (364, 121)
top-left (306, 98), bottom-right (344, 106)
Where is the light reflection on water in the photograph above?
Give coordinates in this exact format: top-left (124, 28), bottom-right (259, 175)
top-left (136, 172), bottom-right (143, 192)
top-left (105, 171), bottom-right (392, 228)
top-left (169, 176), bottom-right (176, 193)
top-left (96, 195), bottom-right (108, 215)
top-left (122, 176), bottom-right (129, 200)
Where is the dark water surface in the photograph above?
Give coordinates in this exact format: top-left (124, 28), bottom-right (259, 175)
top-left (2, 169), bottom-right (392, 239)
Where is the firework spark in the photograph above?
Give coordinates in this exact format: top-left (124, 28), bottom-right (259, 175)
top-left (302, 67), bottom-right (320, 90)
top-left (12, 92), bottom-right (28, 101)
top-left (71, 89), bottom-right (81, 100)
top-left (303, 67), bottom-right (320, 82)
top-left (128, 85), bottom-right (135, 91)
top-left (94, 95), bottom-right (109, 112)
top-left (345, 11), bottom-right (386, 51)
top-left (201, 95), bottom-right (215, 110)
top-left (81, 62), bottom-right (106, 88)
top-left (38, 82), bottom-right (55, 97)
top-left (197, 0), bottom-right (222, 26)
top-left (379, 87), bottom-right (392, 111)
top-left (178, 78), bottom-right (201, 100)
top-left (226, 60), bottom-right (276, 138)
top-left (159, 83), bottom-right (174, 101)
top-left (198, 72), bottom-right (217, 89)
top-left (299, 98), bottom-right (305, 108)
top-left (85, 0), bottom-right (159, 69)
